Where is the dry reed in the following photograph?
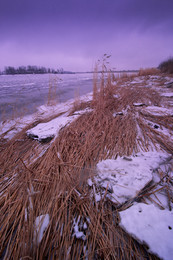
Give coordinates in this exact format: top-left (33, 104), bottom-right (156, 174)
top-left (0, 69), bottom-right (172, 259)
top-left (138, 68), bottom-right (159, 76)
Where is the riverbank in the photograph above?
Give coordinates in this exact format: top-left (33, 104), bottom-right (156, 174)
top-left (0, 71), bottom-right (173, 259)
top-left (0, 73), bottom-right (94, 122)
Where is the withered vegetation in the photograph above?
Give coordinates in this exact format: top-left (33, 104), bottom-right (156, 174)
top-left (0, 69), bottom-right (172, 259)
top-left (138, 68), bottom-right (159, 76)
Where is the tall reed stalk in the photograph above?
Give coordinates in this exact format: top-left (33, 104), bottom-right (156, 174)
top-left (0, 66), bottom-right (172, 259)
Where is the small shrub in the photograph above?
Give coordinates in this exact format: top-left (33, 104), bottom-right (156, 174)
top-left (158, 57), bottom-right (173, 74)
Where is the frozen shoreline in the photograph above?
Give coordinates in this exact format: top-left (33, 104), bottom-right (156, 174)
top-left (0, 73), bottom-right (173, 259)
top-left (0, 92), bottom-right (93, 140)
top-left (0, 73), bottom-right (94, 122)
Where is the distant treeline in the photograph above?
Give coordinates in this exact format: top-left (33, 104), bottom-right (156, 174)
top-left (1, 66), bottom-right (74, 75)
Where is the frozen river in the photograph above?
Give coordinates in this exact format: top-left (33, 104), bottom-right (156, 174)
top-left (0, 73), bottom-right (94, 122)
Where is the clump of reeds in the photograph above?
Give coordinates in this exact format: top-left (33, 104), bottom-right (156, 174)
top-left (138, 67), bottom-right (159, 76)
top-left (47, 74), bottom-right (61, 105)
top-left (0, 66), bottom-right (172, 259)
top-left (0, 134), bottom-right (160, 259)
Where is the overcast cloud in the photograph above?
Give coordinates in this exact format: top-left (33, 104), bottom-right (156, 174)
top-left (0, 0), bottom-right (173, 71)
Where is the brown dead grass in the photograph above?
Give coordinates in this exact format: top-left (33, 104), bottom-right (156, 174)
top-left (57, 110), bottom-right (138, 166)
top-left (138, 67), bottom-right (160, 76)
top-left (0, 70), bottom-right (172, 259)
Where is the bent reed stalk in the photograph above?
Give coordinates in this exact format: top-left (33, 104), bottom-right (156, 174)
top-left (0, 68), bottom-right (172, 259)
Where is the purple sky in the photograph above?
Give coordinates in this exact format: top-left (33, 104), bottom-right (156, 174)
top-left (0, 0), bottom-right (173, 71)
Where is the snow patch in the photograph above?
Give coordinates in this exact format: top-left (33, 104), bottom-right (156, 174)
top-left (73, 216), bottom-right (86, 240)
top-left (113, 94), bottom-right (119, 98)
top-left (133, 102), bottom-right (146, 107)
top-left (142, 106), bottom-right (173, 116)
top-left (161, 92), bottom-right (173, 97)
top-left (34, 214), bottom-right (50, 244)
top-left (119, 203), bottom-right (173, 260)
top-left (27, 114), bottom-right (78, 142)
top-left (93, 151), bottom-right (168, 204)
top-left (72, 107), bottom-right (93, 115)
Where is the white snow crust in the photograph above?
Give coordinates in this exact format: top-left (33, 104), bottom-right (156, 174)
top-left (26, 114), bottom-right (77, 141)
top-left (0, 92), bottom-right (93, 140)
top-left (73, 216), bottom-right (86, 240)
top-left (34, 214), bottom-right (50, 244)
top-left (94, 151), bottom-right (169, 203)
top-left (133, 102), bottom-right (146, 107)
top-left (161, 92), bottom-right (173, 97)
top-left (119, 203), bottom-right (173, 260)
top-left (26, 106), bottom-right (94, 142)
top-left (142, 106), bottom-right (173, 116)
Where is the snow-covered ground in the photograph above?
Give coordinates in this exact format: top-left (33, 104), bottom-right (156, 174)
top-left (88, 151), bottom-right (170, 203)
top-left (26, 107), bottom-right (93, 142)
top-left (90, 74), bottom-right (172, 259)
top-left (26, 113), bottom-right (78, 142)
top-left (87, 149), bottom-right (172, 259)
top-left (161, 92), bottom-right (173, 97)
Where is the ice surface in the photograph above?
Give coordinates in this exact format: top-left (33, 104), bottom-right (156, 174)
top-left (94, 151), bottom-right (169, 204)
top-left (34, 214), bottom-right (50, 244)
top-left (119, 203), bottom-right (173, 260)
